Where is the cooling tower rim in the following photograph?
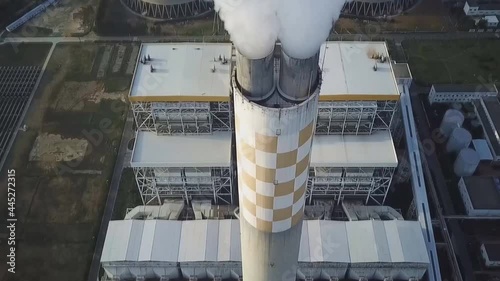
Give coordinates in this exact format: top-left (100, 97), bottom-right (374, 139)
top-left (138, 0), bottom-right (201, 5)
top-left (349, 0), bottom-right (398, 4)
top-left (235, 46), bottom-right (275, 61)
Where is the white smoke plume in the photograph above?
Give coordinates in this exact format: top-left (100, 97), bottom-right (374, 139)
top-left (277, 0), bottom-right (347, 59)
top-left (214, 0), bottom-right (348, 59)
top-left (214, 0), bottom-right (280, 59)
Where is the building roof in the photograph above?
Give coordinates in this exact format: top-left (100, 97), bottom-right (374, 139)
top-left (129, 43), bottom-right (233, 102)
top-left (483, 243), bottom-right (500, 261)
top-left (475, 98), bottom-right (500, 157)
top-left (485, 15), bottom-right (500, 23)
top-left (319, 42), bottom-right (400, 101)
top-left (462, 177), bottom-right (500, 210)
top-left (131, 131), bottom-right (232, 168)
top-left (310, 131), bottom-right (398, 168)
top-left (391, 63), bottom-right (412, 79)
top-left (467, 0), bottom-right (500, 10)
top-left (432, 84), bottom-right (498, 93)
top-left (472, 139), bottom-right (494, 160)
top-left (102, 219), bottom-right (430, 265)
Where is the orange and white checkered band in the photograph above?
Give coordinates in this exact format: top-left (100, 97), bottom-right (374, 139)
top-left (235, 113), bottom-right (315, 233)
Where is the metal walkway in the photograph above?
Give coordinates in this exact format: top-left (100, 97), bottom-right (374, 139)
top-left (400, 85), bottom-right (441, 281)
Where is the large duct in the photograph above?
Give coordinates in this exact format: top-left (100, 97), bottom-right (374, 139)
top-left (278, 50), bottom-right (320, 102)
top-left (236, 49), bottom-right (276, 101)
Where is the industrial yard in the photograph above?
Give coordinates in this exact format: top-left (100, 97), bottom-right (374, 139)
top-left (0, 42), bottom-right (135, 281)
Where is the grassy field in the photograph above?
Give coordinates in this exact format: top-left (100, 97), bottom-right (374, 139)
top-left (403, 39), bottom-right (500, 86)
top-left (112, 168), bottom-right (141, 220)
top-left (0, 42), bottom-right (137, 281)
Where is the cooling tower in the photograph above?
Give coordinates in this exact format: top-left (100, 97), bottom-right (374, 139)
top-left (233, 44), bottom-right (321, 281)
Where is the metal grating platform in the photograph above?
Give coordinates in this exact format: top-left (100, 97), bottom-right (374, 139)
top-left (0, 66), bottom-right (41, 161)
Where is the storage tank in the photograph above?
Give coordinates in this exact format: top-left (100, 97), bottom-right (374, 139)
top-left (446, 127), bottom-right (472, 153)
top-left (440, 109), bottom-right (464, 138)
top-left (454, 148), bottom-right (480, 177)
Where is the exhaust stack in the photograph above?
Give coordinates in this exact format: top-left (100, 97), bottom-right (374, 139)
top-left (278, 50), bottom-right (321, 102)
top-left (236, 49), bottom-right (276, 101)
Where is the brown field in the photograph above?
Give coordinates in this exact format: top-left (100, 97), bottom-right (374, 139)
top-left (0, 42), bottom-right (137, 281)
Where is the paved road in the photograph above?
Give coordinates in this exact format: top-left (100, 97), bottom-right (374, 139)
top-left (410, 88), bottom-right (475, 281)
top-left (87, 110), bottom-right (135, 281)
top-left (1, 31), bottom-right (499, 45)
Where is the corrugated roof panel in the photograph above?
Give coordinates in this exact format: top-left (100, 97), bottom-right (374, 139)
top-left (138, 220), bottom-right (156, 261)
top-left (397, 221), bottom-right (430, 263)
top-left (179, 220), bottom-right (208, 262)
top-left (126, 220), bottom-right (145, 261)
top-left (307, 220), bottom-right (324, 262)
top-left (372, 220), bottom-right (391, 262)
top-left (205, 220), bottom-right (219, 261)
top-left (384, 220), bottom-right (404, 262)
top-left (319, 221), bottom-right (350, 263)
top-left (151, 221), bottom-right (182, 262)
top-left (347, 221), bottom-right (378, 263)
top-left (230, 220), bottom-right (242, 261)
top-left (101, 220), bottom-right (134, 262)
top-left (298, 222), bottom-right (311, 262)
top-left (217, 220), bottom-right (232, 261)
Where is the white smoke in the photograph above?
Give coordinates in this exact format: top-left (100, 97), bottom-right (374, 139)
top-left (214, 0), bottom-right (280, 59)
top-left (277, 0), bottom-right (346, 59)
top-left (214, 0), bottom-right (347, 59)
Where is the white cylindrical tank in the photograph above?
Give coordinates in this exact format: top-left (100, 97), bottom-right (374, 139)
top-left (454, 148), bottom-right (480, 177)
top-left (446, 127), bottom-right (472, 153)
top-left (440, 109), bottom-right (464, 138)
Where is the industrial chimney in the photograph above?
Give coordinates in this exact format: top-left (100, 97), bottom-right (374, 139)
top-left (232, 43), bottom-right (321, 281)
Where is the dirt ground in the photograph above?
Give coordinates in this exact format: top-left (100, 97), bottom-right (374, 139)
top-left (0, 42), bottom-right (136, 281)
top-left (336, 0), bottom-right (455, 33)
top-left (11, 0), bottom-right (98, 37)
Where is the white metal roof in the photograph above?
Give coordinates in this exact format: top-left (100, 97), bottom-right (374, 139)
top-left (319, 42), bottom-right (400, 101)
top-left (131, 131), bottom-right (232, 168)
top-left (129, 43), bottom-right (233, 102)
top-left (101, 220), bottom-right (144, 262)
top-left (102, 220), bottom-right (429, 265)
top-left (138, 220), bottom-right (182, 262)
top-left (472, 139), bottom-right (494, 161)
top-left (299, 220), bottom-right (350, 263)
top-left (310, 131), bottom-right (398, 168)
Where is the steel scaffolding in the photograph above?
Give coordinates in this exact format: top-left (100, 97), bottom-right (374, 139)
top-left (315, 100), bottom-right (398, 135)
top-left (121, 0), bottom-right (213, 21)
top-left (134, 166), bottom-right (233, 205)
top-left (342, 0), bottom-right (417, 17)
top-left (132, 101), bottom-right (232, 135)
top-left (307, 166), bottom-right (395, 206)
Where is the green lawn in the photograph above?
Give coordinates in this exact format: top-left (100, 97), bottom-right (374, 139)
top-left (403, 40), bottom-right (500, 86)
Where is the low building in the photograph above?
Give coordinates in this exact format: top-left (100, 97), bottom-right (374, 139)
top-left (392, 62), bottom-right (413, 89)
top-left (484, 15), bottom-right (500, 27)
top-left (480, 243), bottom-right (500, 267)
top-left (101, 219), bottom-right (430, 281)
top-left (428, 84), bottom-right (498, 104)
top-left (474, 97), bottom-right (500, 162)
top-left (458, 177), bottom-right (500, 217)
top-left (464, 0), bottom-right (500, 16)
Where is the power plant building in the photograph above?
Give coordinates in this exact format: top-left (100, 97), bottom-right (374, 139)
top-left (101, 219), bottom-right (430, 281)
top-left (129, 42), bottom-right (400, 206)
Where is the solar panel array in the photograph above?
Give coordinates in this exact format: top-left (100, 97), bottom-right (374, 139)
top-left (0, 66), bottom-right (41, 162)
